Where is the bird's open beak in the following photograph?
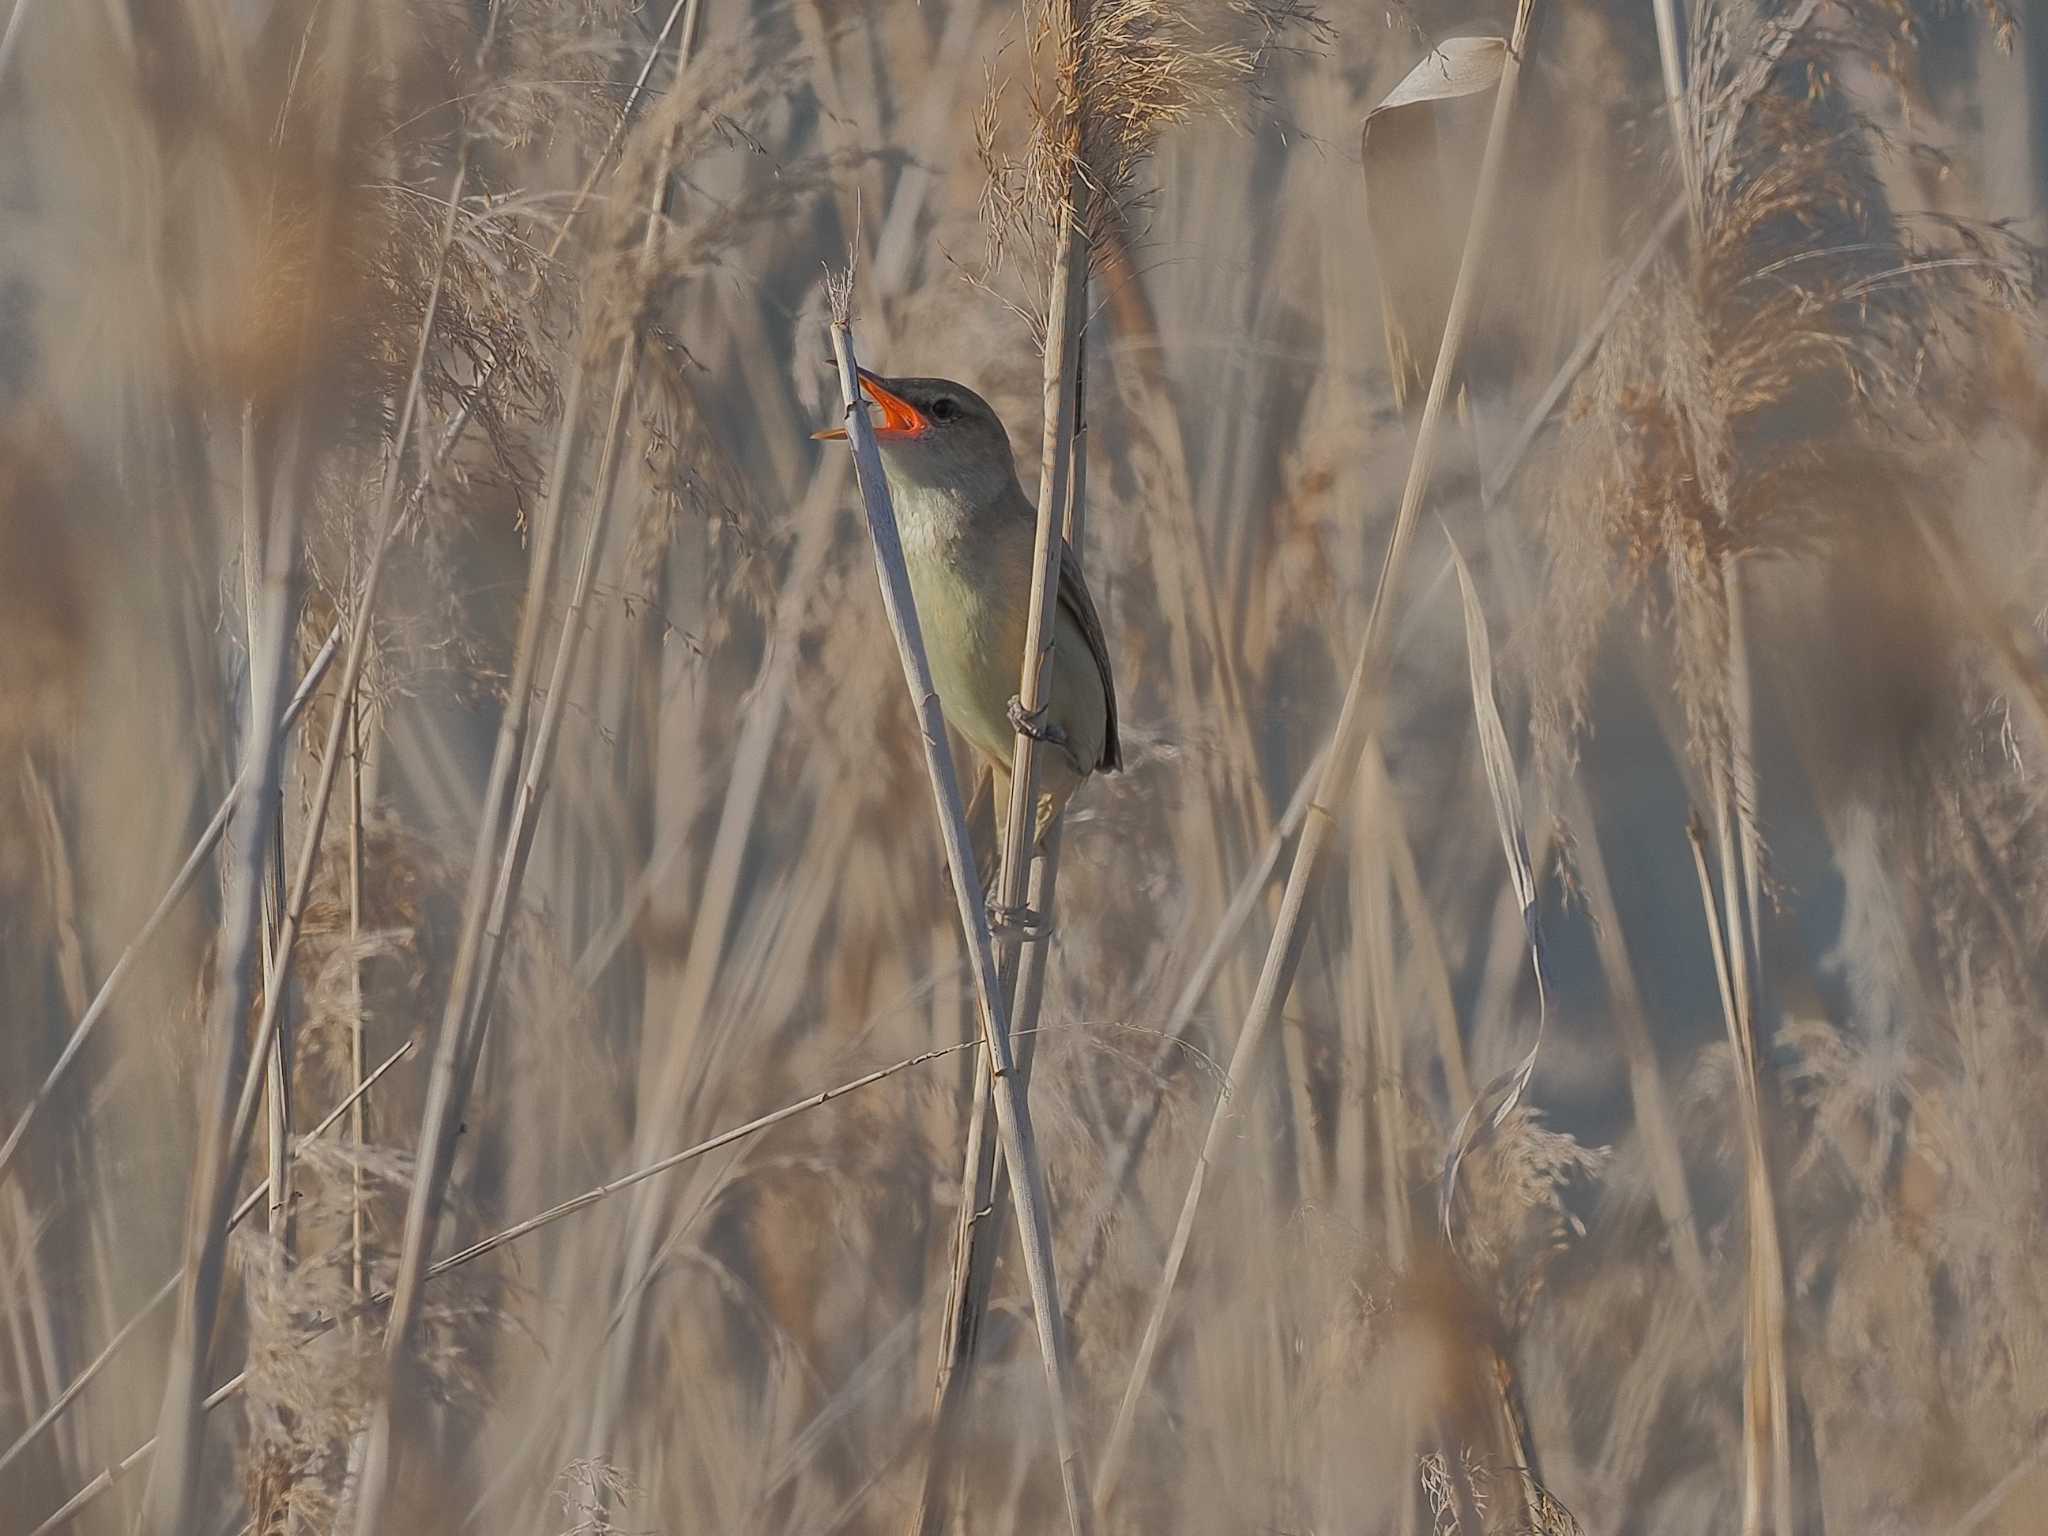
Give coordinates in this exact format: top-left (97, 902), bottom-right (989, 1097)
top-left (811, 369), bottom-right (928, 442)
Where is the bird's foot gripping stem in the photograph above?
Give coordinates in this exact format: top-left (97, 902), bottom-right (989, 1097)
top-left (985, 897), bottom-right (1046, 938)
top-left (1007, 695), bottom-right (1069, 750)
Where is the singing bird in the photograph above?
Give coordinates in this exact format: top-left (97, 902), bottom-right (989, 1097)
top-left (815, 368), bottom-right (1121, 897)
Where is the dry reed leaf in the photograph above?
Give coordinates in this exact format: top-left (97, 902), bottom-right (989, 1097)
top-left (1361, 37), bottom-right (1506, 416)
top-left (1439, 527), bottom-right (1550, 1247)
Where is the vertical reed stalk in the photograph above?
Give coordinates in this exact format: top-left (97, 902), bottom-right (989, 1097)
top-left (143, 8), bottom-right (508, 1516)
top-left (1063, 744), bottom-right (1326, 1318)
top-left (0, 1193), bottom-right (56, 1474)
top-left (826, 311), bottom-right (1095, 1536)
top-left (351, 351), bottom-right (586, 1533)
top-left (587, 42), bottom-right (962, 1444)
top-left (990, 17), bottom-right (1090, 959)
top-left (0, 627), bottom-right (337, 1189)
top-left (138, 328), bottom-right (310, 1536)
top-left (348, 670), bottom-right (368, 1310)
top-left (1013, 350), bottom-right (1089, 1047)
top-left (0, 0), bottom-right (32, 81)
top-left (914, 313), bottom-right (1092, 1536)
top-left (918, 1), bottom-right (1095, 1507)
top-left (1651, 0), bottom-right (1704, 238)
top-left (1096, 0), bottom-right (1540, 1502)
top-left (135, 2), bottom-right (379, 1510)
top-left (362, 9), bottom-right (703, 1504)
top-left (243, 403), bottom-right (295, 1257)
top-left (1560, 776), bottom-right (1709, 1302)
top-left (0, 1040), bottom-right (414, 1491)
top-left (1366, 747), bottom-right (1473, 1109)
top-left (1648, 4), bottom-right (1794, 1522)
top-left (1688, 812), bottom-right (1791, 1536)
top-left (442, 48), bottom-right (696, 1168)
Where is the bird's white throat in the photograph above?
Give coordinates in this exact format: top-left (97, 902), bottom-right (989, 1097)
top-left (883, 471), bottom-right (981, 565)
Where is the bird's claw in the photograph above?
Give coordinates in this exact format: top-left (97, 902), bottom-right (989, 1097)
top-left (985, 898), bottom-right (1046, 937)
top-left (1007, 695), bottom-right (1068, 749)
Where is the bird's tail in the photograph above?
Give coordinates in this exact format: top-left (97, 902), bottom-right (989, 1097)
top-left (955, 759), bottom-right (1063, 901)
top-left (965, 760), bottom-right (1001, 896)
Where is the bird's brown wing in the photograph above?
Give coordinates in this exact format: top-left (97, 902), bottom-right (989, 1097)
top-left (1056, 539), bottom-right (1122, 773)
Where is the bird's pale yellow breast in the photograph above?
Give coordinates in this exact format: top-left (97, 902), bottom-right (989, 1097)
top-left (902, 533), bottom-right (1029, 765)
top-left (884, 441), bottom-right (1110, 793)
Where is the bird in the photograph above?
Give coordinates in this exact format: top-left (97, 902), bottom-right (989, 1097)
top-left (815, 368), bottom-right (1121, 910)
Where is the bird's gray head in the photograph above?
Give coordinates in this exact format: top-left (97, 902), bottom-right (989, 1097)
top-left (814, 370), bottom-right (1019, 505)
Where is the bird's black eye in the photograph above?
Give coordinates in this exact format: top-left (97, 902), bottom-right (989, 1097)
top-left (930, 396), bottom-right (960, 423)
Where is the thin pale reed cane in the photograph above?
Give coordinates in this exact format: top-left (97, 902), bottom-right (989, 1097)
top-left (23, 1033), bottom-right (979, 1536)
top-left (1096, 0), bottom-right (1540, 1503)
top-left (827, 313), bottom-right (1095, 1536)
top-left (147, 12), bottom-right (512, 1524)
top-left (919, 9), bottom-right (1095, 1501)
top-left (349, 352), bottom-right (587, 1536)
top-left (0, 624), bottom-right (337, 1187)
top-left (0, 1039), bottom-right (415, 1484)
top-left (914, 309), bottom-right (1092, 1536)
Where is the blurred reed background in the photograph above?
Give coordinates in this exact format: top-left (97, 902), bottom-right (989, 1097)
top-left (2, 0), bottom-right (2046, 1532)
